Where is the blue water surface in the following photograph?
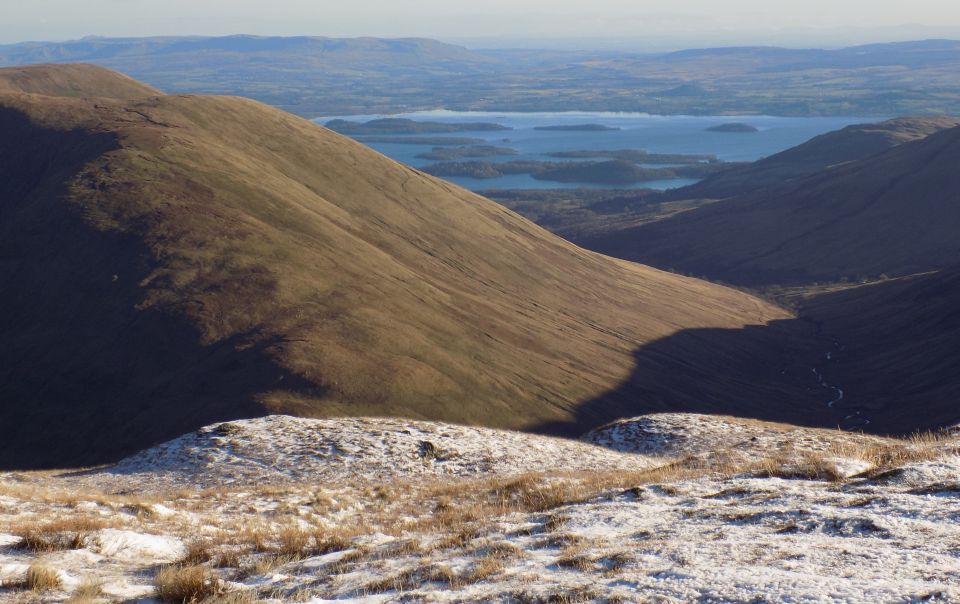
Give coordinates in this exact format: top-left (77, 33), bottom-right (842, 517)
top-left (317, 111), bottom-right (882, 191)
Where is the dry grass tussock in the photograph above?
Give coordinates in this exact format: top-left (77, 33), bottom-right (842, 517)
top-left (745, 429), bottom-right (958, 481)
top-left (556, 544), bottom-right (596, 572)
top-left (154, 564), bottom-right (223, 603)
top-left (409, 469), bottom-right (660, 528)
top-left (606, 428), bottom-right (959, 486)
top-left (0, 479), bottom-right (160, 508)
top-left (2, 563), bottom-right (62, 592)
top-left (25, 564), bottom-right (61, 591)
top-left (11, 516), bottom-right (107, 552)
top-left (361, 553), bottom-right (507, 595)
top-left (829, 430), bottom-right (957, 467)
top-left (64, 578), bottom-right (103, 603)
top-left (271, 525), bottom-right (353, 559)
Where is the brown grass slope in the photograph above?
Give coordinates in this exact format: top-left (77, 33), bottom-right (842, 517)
top-left (582, 123), bottom-right (960, 287)
top-left (0, 63), bottom-right (161, 98)
top-left (669, 116), bottom-right (960, 200)
top-left (0, 65), bottom-right (792, 468)
top-left (802, 266), bottom-right (960, 433)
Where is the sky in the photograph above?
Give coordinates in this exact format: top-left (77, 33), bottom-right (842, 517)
top-left (2, 0), bottom-right (960, 49)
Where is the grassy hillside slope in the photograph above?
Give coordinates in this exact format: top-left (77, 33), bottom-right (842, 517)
top-left (0, 65), bottom-right (798, 468)
top-left (670, 116), bottom-right (960, 200)
top-left (0, 63), bottom-right (160, 98)
top-left (581, 124), bottom-right (960, 286)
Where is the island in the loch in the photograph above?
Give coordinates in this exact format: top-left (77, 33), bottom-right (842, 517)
top-left (355, 136), bottom-right (487, 145)
top-left (422, 158), bottom-right (736, 184)
top-left (415, 145), bottom-right (518, 160)
top-left (533, 123), bottom-right (621, 131)
top-left (546, 149), bottom-right (719, 164)
top-left (707, 122), bottom-right (760, 133)
top-left (325, 117), bottom-right (511, 135)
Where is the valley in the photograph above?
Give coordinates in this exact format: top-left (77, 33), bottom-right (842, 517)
top-left (1, 21), bottom-right (959, 603)
top-left (0, 64), bottom-right (829, 472)
top-left (1, 63), bottom-right (957, 467)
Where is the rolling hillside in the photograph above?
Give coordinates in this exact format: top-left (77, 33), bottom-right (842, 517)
top-left (670, 116), bottom-right (960, 200)
top-left (0, 64), bottom-right (812, 469)
top-left (0, 63), bottom-right (161, 98)
top-left (580, 123), bottom-right (960, 286)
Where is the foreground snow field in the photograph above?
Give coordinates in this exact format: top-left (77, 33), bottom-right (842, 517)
top-left (0, 414), bottom-right (958, 603)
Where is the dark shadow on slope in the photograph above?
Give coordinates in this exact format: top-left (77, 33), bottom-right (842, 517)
top-left (533, 315), bottom-right (876, 439)
top-left (543, 269), bottom-right (960, 441)
top-left (799, 268), bottom-right (960, 435)
top-left (0, 107), bottom-right (319, 470)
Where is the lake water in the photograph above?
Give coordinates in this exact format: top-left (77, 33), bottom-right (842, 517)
top-left (316, 111), bottom-right (883, 191)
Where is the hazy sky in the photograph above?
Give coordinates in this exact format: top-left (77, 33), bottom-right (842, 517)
top-left (3, 0), bottom-right (960, 49)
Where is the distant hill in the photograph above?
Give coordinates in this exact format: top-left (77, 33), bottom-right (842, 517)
top-left (533, 159), bottom-right (658, 184)
top-left (0, 36), bottom-right (504, 115)
top-left (0, 35), bottom-right (498, 72)
top-left (3, 36), bottom-right (960, 115)
top-left (421, 159), bottom-right (725, 184)
top-left (672, 116), bottom-right (960, 200)
top-left (706, 123), bottom-right (758, 133)
top-left (325, 118), bottom-right (510, 134)
top-left (533, 124), bottom-right (620, 131)
top-left (580, 119), bottom-right (960, 286)
top-left (0, 64), bottom-right (806, 469)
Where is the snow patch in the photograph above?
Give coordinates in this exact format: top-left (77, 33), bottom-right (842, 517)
top-left (91, 529), bottom-right (184, 562)
top-left (93, 415), bottom-right (655, 489)
top-left (0, 534), bottom-right (20, 548)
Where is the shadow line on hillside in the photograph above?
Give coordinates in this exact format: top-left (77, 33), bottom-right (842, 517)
top-left (0, 106), bottom-right (322, 471)
top-left (531, 315), bottom-right (882, 441)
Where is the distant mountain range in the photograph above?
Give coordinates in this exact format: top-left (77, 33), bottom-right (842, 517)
top-left (2, 35), bottom-right (960, 116)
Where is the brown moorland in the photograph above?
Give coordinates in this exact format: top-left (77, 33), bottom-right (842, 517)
top-left (668, 116), bottom-right (960, 201)
top-left (0, 64), bottom-right (826, 469)
top-left (0, 63), bottom-right (161, 98)
top-left (579, 120), bottom-right (960, 286)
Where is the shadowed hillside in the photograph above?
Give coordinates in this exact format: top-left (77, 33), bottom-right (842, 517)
top-left (580, 123), bottom-right (960, 286)
top-left (800, 267), bottom-right (960, 434)
top-left (540, 267), bottom-right (960, 436)
top-left (0, 64), bottom-right (801, 469)
top-left (669, 116), bottom-right (960, 200)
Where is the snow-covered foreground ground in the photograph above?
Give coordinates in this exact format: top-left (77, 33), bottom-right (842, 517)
top-left (0, 414), bottom-right (958, 603)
